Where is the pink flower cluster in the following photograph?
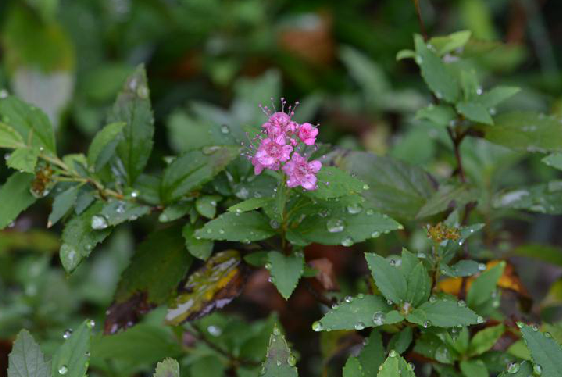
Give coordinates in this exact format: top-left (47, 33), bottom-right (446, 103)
top-left (247, 102), bottom-right (322, 191)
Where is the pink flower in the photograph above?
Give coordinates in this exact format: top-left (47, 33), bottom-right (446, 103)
top-left (255, 136), bottom-right (292, 170)
top-left (251, 156), bottom-right (266, 175)
top-left (283, 152), bottom-right (322, 191)
top-left (262, 112), bottom-right (297, 137)
top-left (297, 123), bottom-right (318, 145)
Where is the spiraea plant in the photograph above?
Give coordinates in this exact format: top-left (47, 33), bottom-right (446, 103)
top-left (3, 22), bottom-right (562, 377)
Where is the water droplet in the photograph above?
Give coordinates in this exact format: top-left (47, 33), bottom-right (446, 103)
top-left (344, 296), bottom-right (353, 303)
top-left (346, 203), bottom-right (362, 214)
top-left (341, 237), bottom-right (354, 247)
top-left (372, 312), bottom-right (385, 326)
top-left (389, 350), bottom-right (398, 357)
top-left (326, 219), bottom-right (345, 233)
top-left (236, 187), bottom-right (249, 199)
top-left (331, 303), bottom-right (339, 310)
top-left (58, 365), bottom-right (68, 375)
top-left (476, 87), bottom-right (483, 95)
top-left (270, 220), bottom-right (279, 229)
top-left (429, 296), bottom-right (437, 303)
top-left (435, 347), bottom-right (449, 362)
top-left (159, 213), bottom-right (168, 222)
top-left (131, 191), bottom-right (139, 198)
top-left (354, 322), bottom-right (365, 331)
top-left (457, 300), bottom-right (466, 307)
top-left (507, 362), bottom-right (520, 374)
top-left (533, 364), bottom-right (542, 375)
top-left (221, 125), bottom-right (230, 134)
top-left (312, 321), bottom-right (323, 331)
top-left (86, 319), bottom-right (95, 329)
top-left (0, 89), bottom-right (8, 98)
top-left (478, 263), bottom-right (486, 271)
top-left (415, 55), bottom-right (423, 64)
top-left (477, 316), bottom-right (484, 324)
top-left (362, 184), bottom-right (369, 190)
top-left (516, 322), bottom-right (524, 329)
top-left (203, 146), bottom-right (220, 155)
top-left (136, 86), bottom-right (148, 98)
top-left (207, 325), bottom-right (222, 336)
top-left (265, 262), bottom-right (272, 270)
top-left (423, 320), bottom-right (431, 328)
top-left (287, 355), bottom-right (297, 367)
top-left (371, 231), bottom-right (380, 237)
top-left (531, 324), bottom-right (539, 331)
top-left (91, 215), bottom-right (108, 230)
top-left (63, 329), bottom-right (73, 339)
top-left (276, 360), bottom-right (282, 366)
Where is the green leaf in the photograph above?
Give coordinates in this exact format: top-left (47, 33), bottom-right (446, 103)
top-left (307, 166), bottom-right (366, 199)
top-left (287, 197), bottom-right (402, 246)
top-left (315, 295), bottom-right (394, 331)
top-left (0, 122), bottom-right (25, 148)
top-left (484, 112), bottom-right (562, 153)
top-left (358, 330), bottom-right (384, 377)
top-left (6, 148), bottom-right (39, 173)
top-left (396, 49), bottom-right (416, 60)
top-left (190, 355), bottom-right (224, 377)
top-left (91, 324), bottom-right (181, 365)
top-left (377, 354), bottom-right (415, 377)
top-left (365, 253), bottom-right (407, 304)
top-left (59, 202), bottom-right (111, 272)
top-left (196, 195), bottom-right (221, 219)
top-left (195, 211), bottom-right (275, 242)
top-left (158, 201), bottom-right (192, 222)
top-left (267, 251), bottom-right (304, 299)
top-left (343, 357), bottom-right (363, 377)
top-left (87, 122), bottom-right (125, 171)
top-left (406, 299), bottom-right (480, 327)
top-left (97, 200), bottom-right (151, 227)
top-left (108, 66), bottom-right (153, 185)
top-left (416, 184), bottom-right (478, 219)
top-left (467, 262), bottom-right (504, 309)
top-left (115, 226), bottom-right (192, 304)
top-left (261, 326), bottom-right (299, 377)
top-left (228, 197), bottom-right (273, 213)
top-left (441, 260), bottom-right (482, 277)
top-left (456, 102), bottom-right (493, 125)
top-left (543, 153), bottom-right (562, 171)
top-left (520, 324), bottom-right (562, 377)
top-left (7, 330), bottom-right (50, 377)
top-left (476, 86), bottom-right (521, 108)
top-left (405, 262), bottom-right (431, 307)
top-left (47, 185), bottom-right (79, 227)
top-left (460, 360), bottom-right (488, 377)
top-left (512, 244), bottom-right (562, 267)
top-left (414, 34), bottom-right (459, 102)
top-left (182, 223), bottom-right (213, 260)
top-left (340, 46), bottom-right (389, 98)
top-left (166, 251), bottom-right (243, 325)
top-left (0, 96), bottom-right (56, 154)
top-left (153, 358), bottom-right (179, 377)
top-left (51, 320), bottom-right (92, 377)
top-left (415, 104), bottom-right (456, 127)
top-left (0, 173), bottom-right (36, 230)
top-left (337, 152), bottom-right (436, 220)
top-left (429, 30), bottom-right (472, 56)
top-left (468, 324), bottom-right (504, 356)
top-left (387, 327), bottom-right (413, 355)
top-left (494, 182), bottom-right (562, 214)
top-left (160, 146), bottom-right (238, 203)
top-left (498, 361), bottom-right (533, 377)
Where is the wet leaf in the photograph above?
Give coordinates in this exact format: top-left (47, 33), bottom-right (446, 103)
top-left (0, 173), bottom-right (36, 230)
top-left (7, 330), bottom-right (50, 377)
top-left (153, 358), bottom-right (179, 377)
top-left (51, 320), bottom-right (91, 377)
top-left (260, 325), bottom-right (299, 377)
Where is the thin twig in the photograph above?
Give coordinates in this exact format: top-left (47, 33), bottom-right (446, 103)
top-left (413, 0), bottom-right (428, 40)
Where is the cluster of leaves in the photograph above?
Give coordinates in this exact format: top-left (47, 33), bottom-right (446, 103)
top-left (2, 3), bottom-right (562, 375)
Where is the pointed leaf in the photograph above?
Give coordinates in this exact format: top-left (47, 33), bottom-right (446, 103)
top-left (307, 167), bottom-right (366, 199)
top-left (387, 327), bottom-right (413, 355)
top-left (520, 324), bottom-right (562, 377)
top-left (406, 299), bottom-right (480, 327)
top-left (459, 360), bottom-right (488, 377)
top-left (182, 223), bottom-right (213, 260)
top-left (228, 197), bottom-right (273, 213)
top-left (261, 326), bottom-right (299, 377)
top-left (316, 295), bottom-right (394, 331)
top-left (87, 122), bottom-right (125, 171)
top-left (365, 253), bottom-right (407, 304)
top-left (0, 122), bottom-right (25, 148)
top-left (429, 30), bottom-right (472, 56)
top-left (7, 330), bottom-right (50, 377)
top-left (343, 357), bottom-right (363, 377)
top-left (153, 358), bottom-right (179, 377)
top-left (268, 251), bottom-right (304, 299)
top-left (358, 330), bottom-right (384, 377)
top-left (476, 86), bottom-right (520, 108)
top-left (195, 211), bottom-right (275, 242)
top-left (51, 320), bottom-right (92, 377)
top-left (0, 173), bottom-right (36, 230)
top-left (468, 324), bottom-right (504, 356)
top-left (48, 185), bottom-right (79, 227)
top-left (456, 102), bottom-right (493, 125)
top-left (543, 153), bottom-right (562, 171)
top-left (196, 195), bottom-right (221, 219)
top-left (377, 354), bottom-right (415, 377)
top-left (6, 148), bottom-right (39, 173)
top-left (467, 262), bottom-right (504, 309)
top-left (406, 262), bottom-right (431, 307)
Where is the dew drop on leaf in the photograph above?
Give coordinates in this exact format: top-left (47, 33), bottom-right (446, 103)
top-left (346, 203), bottom-right (362, 214)
top-left (63, 329), bottom-right (73, 339)
top-left (91, 215), bottom-right (108, 230)
top-left (507, 362), bottom-right (520, 374)
top-left (341, 237), bottom-right (353, 247)
top-left (372, 311), bottom-right (385, 326)
top-left (354, 322), bottom-right (365, 331)
top-left (58, 365), bottom-right (68, 375)
top-left (312, 321), bottom-right (323, 331)
top-left (326, 219), bottom-right (345, 233)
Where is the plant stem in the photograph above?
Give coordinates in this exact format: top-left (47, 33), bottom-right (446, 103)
top-left (412, 0), bottom-right (428, 40)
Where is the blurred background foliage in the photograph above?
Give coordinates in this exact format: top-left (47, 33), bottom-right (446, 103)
top-left (0, 0), bottom-right (561, 376)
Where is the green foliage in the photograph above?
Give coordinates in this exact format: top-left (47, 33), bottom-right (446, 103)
top-left (267, 251), bottom-right (304, 299)
top-left (153, 358), bottom-right (180, 377)
top-left (0, 173), bottom-right (36, 229)
top-left (7, 330), bottom-right (50, 377)
top-left (51, 320), bottom-right (92, 377)
top-left (261, 326), bottom-right (299, 377)
top-left (519, 324), bottom-right (562, 377)
top-left (196, 211), bottom-right (276, 241)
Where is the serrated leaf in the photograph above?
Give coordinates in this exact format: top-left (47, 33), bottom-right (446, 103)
top-left (406, 262), bottom-right (431, 307)
top-left (414, 34), bottom-right (459, 102)
top-left (494, 181), bottom-right (562, 214)
top-left (387, 327), bottom-right (413, 355)
top-left (406, 299), bottom-right (479, 327)
top-left (153, 358), bottom-right (179, 377)
top-left (415, 104), bottom-right (456, 127)
top-left (48, 185), bottom-right (79, 227)
top-left (6, 147), bottom-right (39, 173)
top-left (51, 320), bottom-right (92, 377)
top-left (87, 122), bottom-right (125, 171)
top-left (377, 354), bottom-right (415, 377)
top-left (0, 173), bottom-right (36, 230)
top-left (456, 102), bottom-right (493, 125)
top-left (358, 330), bottom-right (384, 377)
top-left (160, 146), bottom-right (238, 203)
top-left (196, 195), bottom-right (221, 219)
top-left (337, 152), bottom-right (436, 220)
top-left (520, 324), bottom-right (562, 377)
top-left (97, 200), bottom-right (150, 227)
top-left (468, 324), bottom-right (504, 356)
top-left (365, 253), bottom-right (407, 304)
top-left (108, 66), bottom-right (153, 185)
top-left (166, 250), bottom-right (244, 325)
top-left (228, 197), bottom-right (273, 213)
top-left (476, 86), bottom-right (520, 108)
top-left (195, 211), bottom-right (275, 242)
top-left (467, 262), bottom-right (504, 310)
top-left (115, 226), bottom-right (192, 305)
top-left (268, 251), bottom-right (304, 299)
top-left (543, 153), bottom-right (562, 171)
top-left (484, 112), bottom-right (562, 153)
top-left (7, 330), bottom-right (50, 377)
top-left (459, 360), bottom-right (488, 377)
top-left (307, 166), bottom-right (366, 199)
top-left (91, 324), bottom-right (182, 365)
top-left (343, 357), bottom-right (363, 377)
top-left (0, 122), bottom-right (25, 148)
top-left (0, 96), bottom-right (56, 154)
top-left (441, 260), bottom-right (481, 277)
top-left (182, 223), bottom-right (213, 260)
top-left (261, 326), bottom-right (299, 377)
top-left (59, 202), bottom-right (111, 272)
top-left (429, 30), bottom-right (472, 56)
top-left (416, 184), bottom-right (478, 219)
top-left (316, 295), bottom-right (394, 331)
